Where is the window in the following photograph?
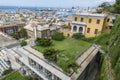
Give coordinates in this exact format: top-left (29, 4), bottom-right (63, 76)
top-left (73, 26), bottom-right (77, 32)
top-left (106, 27), bottom-right (108, 29)
top-left (96, 19), bottom-right (100, 24)
top-left (29, 59), bottom-right (36, 66)
top-left (79, 27), bottom-right (83, 32)
top-left (6, 29), bottom-right (13, 34)
top-left (54, 75), bottom-right (61, 80)
top-left (109, 26), bottom-right (112, 29)
top-left (81, 18), bottom-right (84, 22)
top-left (112, 20), bottom-right (115, 24)
top-left (39, 65), bottom-right (43, 71)
top-left (87, 28), bottom-right (90, 33)
top-left (94, 29), bottom-right (98, 34)
top-left (89, 18), bottom-right (92, 23)
top-left (75, 17), bottom-right (77, 21)
top-left (46, 70), bottom-right (52, 79)
top-left (107, 18), bottom-right (110, 22)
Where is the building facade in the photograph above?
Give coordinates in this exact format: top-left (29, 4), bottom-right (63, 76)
top-left (24, 23), bottom-right (60, 39)
top-left (63, 13), bottom-right (115, 38)
top-left (0, 44), bottom-right (101, 80)
top-left (0, 23), bottom-right (25, 34)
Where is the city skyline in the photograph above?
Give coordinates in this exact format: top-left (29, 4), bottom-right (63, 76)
top-left (0, 0), bottom-right (115, 8)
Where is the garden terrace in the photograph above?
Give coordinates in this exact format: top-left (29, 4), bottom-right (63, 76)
top-left (33, 38), bottom-right (91, 73)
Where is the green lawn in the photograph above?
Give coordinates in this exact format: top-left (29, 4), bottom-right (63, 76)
top-left (1, 71), bottom-right (34, 80)
top-left (34, 38), bottom-right (91, 73)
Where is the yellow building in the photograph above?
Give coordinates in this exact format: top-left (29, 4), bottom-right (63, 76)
top-left (62, 13), bottom-right (115, 38)
top-left (103, 15), bottom-right (116, 33)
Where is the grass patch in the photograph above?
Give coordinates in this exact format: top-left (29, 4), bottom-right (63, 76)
top-left (1, 71), bottom-right (34, 80)
top-left (82, 33), bottom-right (110, 51)
top-left (2, 68), bottom-right (13, 76)
top-left (33, 38), bottom-right (91, 73)
top-left (99, 54), bottom-right (109, 80)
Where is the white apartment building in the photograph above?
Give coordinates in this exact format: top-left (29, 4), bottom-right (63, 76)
top-left (0, 44), bottom-right (100, 80)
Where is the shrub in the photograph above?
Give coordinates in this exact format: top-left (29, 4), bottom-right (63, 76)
top-left (10, 33), bottom-right (19, 39)
top-left (68, 61), bottom-right (79, 72)
top-left (43, 48), bottom-right (60, 61)
top-left (52, 32), bottom-right (64, 41)
top-left (72, 33), bottom-right (84, 40)
top-left (82, 37), bottom-right (95, 43)
top-left (25, 76), bottom-right (36, 80)
top-left (19, 28), bottom-right (27, 38)
top-left (2, 68), bottom-right (13, 76)
top-left (20, 40), bottom-right (27, 46)
top-left (35, 38), bottom-right (52, 47)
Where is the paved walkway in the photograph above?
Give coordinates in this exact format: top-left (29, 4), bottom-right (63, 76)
top-left (0, 31), bottom-right (19, 48)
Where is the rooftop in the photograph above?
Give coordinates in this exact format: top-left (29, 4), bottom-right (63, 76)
top-left (73, 13), bottom-right (106, 18)
top-left (33, 38), bottom-right (91, 73)
top-left (0, 21), bottom-right (25, 28)
top-left (0, 32), bottom-right (19, 48)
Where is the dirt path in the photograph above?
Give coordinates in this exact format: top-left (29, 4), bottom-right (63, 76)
top-left (106, 46), bottom-right (114, 80)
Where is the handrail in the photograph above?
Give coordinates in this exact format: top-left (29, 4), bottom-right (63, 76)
top-left (22, 47), bottom-right (70, 76)
top-left (75, 44), bottom-right (93, 60)
top-left (70, 44), bottom-right (96, 76)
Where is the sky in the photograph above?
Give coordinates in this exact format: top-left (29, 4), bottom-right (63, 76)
top-left (0, 0), bottom-right (115, 8)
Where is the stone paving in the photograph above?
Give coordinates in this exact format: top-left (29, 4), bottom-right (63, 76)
top-left (0, 32), bottom-right (19, 48)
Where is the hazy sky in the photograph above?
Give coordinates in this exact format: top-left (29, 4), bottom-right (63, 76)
top-left (0, 0), bottom-right (115, 7)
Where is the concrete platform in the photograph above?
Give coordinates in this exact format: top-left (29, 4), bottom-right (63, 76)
top-left (0, 32), bottom-right (19, 48)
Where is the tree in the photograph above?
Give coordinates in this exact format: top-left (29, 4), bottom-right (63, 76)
top-left (35, 38), bottom-right (52, 47)
top-left (106, 0), bottom-right (120, 13)
top-left (19, 28), bottom-right (27, 38)
top-left (2, 68), bottom-right (13, 76)
top-left (72, 33), bottom-right (84, 40)
top-left (109, 7), bottom-right (116, 13)
top-left (43, 48), bottom-right (60, 61)
top-left (20, 40), bottom-right (27, 46)
top-left (113, 0), bottom-right (120, 13)
top-left (25, 76), bottom-right (36, 80)
top-left (10, 33), bottom-right (19, 39)
top-left (114, 58), bottom-right (120, 80)
top-left (99, 2), bottom-right (111, 8)
top-left (52, 32), bottom-right (64, 41)
top-left (68, 61), bottom-right (79, 72)
top-left (97, 2), bottom-right (111, 13)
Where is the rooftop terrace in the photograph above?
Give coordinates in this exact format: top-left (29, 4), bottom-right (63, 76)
top-left (33, 38), bottom-right (91, 73)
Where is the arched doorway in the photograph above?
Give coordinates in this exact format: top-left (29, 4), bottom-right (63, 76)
top-left (79, 27), bottom-right (83, 33)
top-left (73, 26), bottom-right (77, 32)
